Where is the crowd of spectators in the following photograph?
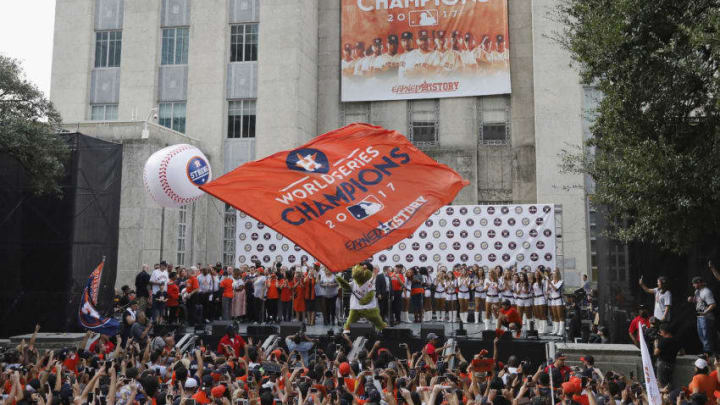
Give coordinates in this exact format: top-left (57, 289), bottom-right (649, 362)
top-left (4, 317), bottom-right (720, 405)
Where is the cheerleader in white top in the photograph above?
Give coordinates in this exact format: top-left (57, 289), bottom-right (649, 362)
top-left (531, 270), bottom-right (549, 334)
top-left (500, 271), bottom-right (515, 306)
top-left (547, 269), bottom-right (565, 336)
top-left (402, 270), bottom-right (412, 323)
top-left (445, 272), bottom-right (459, 323)
top-left (434, 269), bottom-right (447, 321)
top-left (422, 268), bottom-right (434, 321)
top-left (472, 266), bottom-right (486, 326)
top-left (517, 272), bottom-right (533, 331)
top-left (457, 268), bottom-right (472, 323)
top-left (484, 267), bottom-right (501, 330)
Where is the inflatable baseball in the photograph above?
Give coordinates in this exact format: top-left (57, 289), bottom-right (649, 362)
top-left (143, 144), bottom-right (212, 208)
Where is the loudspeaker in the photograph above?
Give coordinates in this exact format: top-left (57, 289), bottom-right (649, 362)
top-left (382, 327), bottom-right (413, 340)
top-left (212, 321), bottom-right (234, 337)
top-left (280, 322), bottom-right (304, 337)
top-left (246, 325), bottom-right (279, 337)
top-left (420, 323), bottom-right (445, 340)
top-left (349, 323), bottom-right (376, 339)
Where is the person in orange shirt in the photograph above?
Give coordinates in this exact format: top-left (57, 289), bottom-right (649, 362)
top-left (497, 299), bottom-right (523, 337)
top-left (266, 271), bottom-right (280, 323)
top-left (305, 268), bottom-right (318, 326)
top-left (293, 271), bottom-right (306, 322)
top-left (185, 266), bottom-right (201, 326)
top-left (219, 268), bottom-right (235, 321)
top-left (166, 272), bottom-right (181, 324)
top-left (279, 270), bottom-right (293, 322)
top-left (689, 358), bottom-right (717, 405)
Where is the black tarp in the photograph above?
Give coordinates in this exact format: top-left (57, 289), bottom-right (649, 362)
top-left (0, 133), bottom-right (122, 337)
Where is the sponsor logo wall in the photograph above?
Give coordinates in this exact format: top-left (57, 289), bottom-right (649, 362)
top-left (341, 0), bottom-right (511, 101)
top-left (235, 204), bottom-right (556, 270)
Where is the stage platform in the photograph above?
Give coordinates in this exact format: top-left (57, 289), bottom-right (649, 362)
top-left (230, 321), bottom-right (566, 342)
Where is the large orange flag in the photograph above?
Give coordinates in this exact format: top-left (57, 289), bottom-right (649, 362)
top-left (200, 124), bottom-right (469, 271)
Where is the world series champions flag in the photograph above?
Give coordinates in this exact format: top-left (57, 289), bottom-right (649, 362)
top-left (78, 259), bottom-right (119, 336)
top-left (201, 123), bottom-right (469, 271)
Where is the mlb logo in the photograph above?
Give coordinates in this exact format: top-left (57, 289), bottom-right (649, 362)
top-left (409, 9), bottom-right (439, 27)
top-left (347, 195), bottom-right (384, 220)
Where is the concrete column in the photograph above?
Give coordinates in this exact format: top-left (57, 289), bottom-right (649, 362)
top-left (117, 1), bottom-right (161, 121)
top-left (370, 101), bottom-right (407, 134)
top-left (509, 0), bottom-right (537, 203)
top-left (255, 0), bottom-right (319, 158)
top-left (50, 0), bottom-right (94, 122)
top-left (186, 0), bottom-right (228, 264)
top-left (438, 98), bottom-right (475, 149)
top-left (532, 0), bottom-right (588, 285)
top-left (317, 0), bottom-right (341, 135)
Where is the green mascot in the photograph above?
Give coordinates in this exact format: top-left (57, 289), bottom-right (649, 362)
top-left (335, 264), bottom-right (387, 334)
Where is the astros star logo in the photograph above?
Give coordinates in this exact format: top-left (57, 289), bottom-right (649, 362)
top-left (295, 153), bottom-right (322, 172)
top-left (286, 148), bottom-right (330, 174)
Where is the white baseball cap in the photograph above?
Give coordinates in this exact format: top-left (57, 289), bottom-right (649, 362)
top-left (184, 378), bottom-right (198, 388)
top-left (695, 358), bottom-right (709, 369)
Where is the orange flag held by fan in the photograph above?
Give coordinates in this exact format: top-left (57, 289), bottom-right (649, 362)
top-left (201, 123), bottom-right (469, 271)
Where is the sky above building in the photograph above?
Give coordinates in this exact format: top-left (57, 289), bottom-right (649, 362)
top-left (0, 0), bottom-right (56, 97)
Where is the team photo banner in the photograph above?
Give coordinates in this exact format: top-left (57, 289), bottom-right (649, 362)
top-left (201, 123), bottom-right (469, 271)
top-left (341, 0), bottom-right (511, 102)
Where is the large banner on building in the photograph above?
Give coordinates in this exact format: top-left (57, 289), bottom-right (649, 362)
top-left (341, 0), bottom-right (511, 102)
top-left (235, 204), bottom-right (556, 271)
top-left (202, 123), bottom-right (468, 271)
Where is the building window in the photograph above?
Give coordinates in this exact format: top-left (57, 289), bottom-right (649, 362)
top-left (230, 24), bottom-right (258, 62)
top-left (478, 96), bottom-right (510, 145)
top-left (90, 104), bottom-right (118, 121)
top-left (228, 100), bottom-right (256, 138)
top-left (341, 102), bottom-right (371, 126)
top-left (223, 204), bottom-right (236, 266)
top-left (408, 99), bottom-right (439, 146)
top-left (95, 31), bottom-right (122, 68)
top-left (161, 27), bottom-right (189, 65)
top-left (177, 205), bottom-right (188, 265)
top-left (159, 102), bottom-right (186, 133)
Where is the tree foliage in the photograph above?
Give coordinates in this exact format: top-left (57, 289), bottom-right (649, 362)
top-left (556, 0), bottom-right (720, 253)
top-left (0, 55), bottom-right (68, 195)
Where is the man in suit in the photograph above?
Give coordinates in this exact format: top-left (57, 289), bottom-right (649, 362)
top-left (376, 266), bottom-right (390, 323)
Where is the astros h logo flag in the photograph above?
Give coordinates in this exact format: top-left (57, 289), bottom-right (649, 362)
top-left (200, 123), bottom-right (469, 271)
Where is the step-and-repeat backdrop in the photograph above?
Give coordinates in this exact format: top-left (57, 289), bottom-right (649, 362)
top-left (235, 204), bottom-right (556, 271)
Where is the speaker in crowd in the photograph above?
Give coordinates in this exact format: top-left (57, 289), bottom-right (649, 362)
top-left (280, 322), bottom-right (304, 337)
top-left (382, 327), bottom-right (413, 340)
top-left (420, 324), bottom-right (445, 340)
top-left (349, 323), bottom-right (376, 339)
top-left (246, 325), bottom-right (279, 337)
top-left (212, 321), bottom-right (234, 337)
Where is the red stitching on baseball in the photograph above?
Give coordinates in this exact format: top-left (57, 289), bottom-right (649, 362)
top-left (156, 145), bottom-right (197, 205)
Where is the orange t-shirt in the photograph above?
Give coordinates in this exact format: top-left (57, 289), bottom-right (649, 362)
top-left (267, 279), bottom-right (280, 299)
top-left (690, 373), bottom-right (717, 404)
top-left (186, 276), bottom-right (199, 293)
top-left (500, 307), bottom-right (522, 325)
top-left (192, 390), bottom-right (211, 405)
top-left (220, 278), bottom-right (234, 298)
top-left (280, 282), bottom-right (292, 302)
